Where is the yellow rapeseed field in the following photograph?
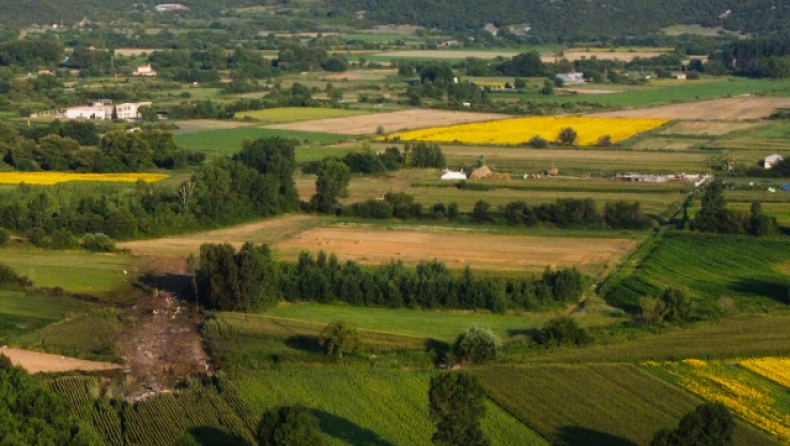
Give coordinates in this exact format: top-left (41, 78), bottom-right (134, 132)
top-left (0, 172), bottom-right (168, 185)
top-left (741, 358), bottom-right (790, 389)
top-left (648, 358), bottom-right (790, 442)
top-left (390, 116), bottom-right (669, 146)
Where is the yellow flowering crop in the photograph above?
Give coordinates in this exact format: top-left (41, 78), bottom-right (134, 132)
top-left (390, 116), bottom-right (669, 146)
top-left (659, 359), bottom-right (790, 443)
top-left (741, 358), bottom-right (790, 389)
top-left (0, 172), bottom-right (168, 185)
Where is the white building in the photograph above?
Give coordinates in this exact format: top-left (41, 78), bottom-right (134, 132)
top-left (441, 170), bottom-right (467, 180)
top-left (64, 103), bottom-right (108, 120)
top-left (155, 3), bottom-right (188, 11)
top-left (765, 154), bottom-right (784, 169)
top-left (133, 64), bottom-right (157, 77)
top-left (115, 102), bottom-right (152, 120)
top-left (556, 72), bottom-right (585, 84)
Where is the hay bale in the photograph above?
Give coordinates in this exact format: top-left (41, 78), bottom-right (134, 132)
top-left (469, 166), bottom-right (493, 179)
top-left (547, 168), bottom-right (559, 176)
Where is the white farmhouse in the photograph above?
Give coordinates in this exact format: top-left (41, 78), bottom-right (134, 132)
top-left (555, 72), bottom-right (585, 84)
top-left (64, 103), bottom-right (108, 120)
top-left (115, 102), bottom-right (153, 120)
top-left (133, 64), bottom-right (157, 77)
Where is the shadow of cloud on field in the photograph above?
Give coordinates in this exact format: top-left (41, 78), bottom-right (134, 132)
top-left (555, 426), bottom-right (639, 446)
top-left (283, 334), bottom-right (324, 354)
top-left (730, 277), bottom-right (789, 304)
top-left (313, 410), bottom-right (396, 446)
top-left (189, 426), bottom-right (254, 446)
top-left (506, 328), bottom-right (540, 339)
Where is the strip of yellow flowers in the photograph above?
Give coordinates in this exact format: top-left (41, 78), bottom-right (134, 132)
top-left (0, 172), bottom-right (168, 185)
top-left (741, 358), bottom-right (790, 389)
top-left (646, 359), bottom-right (790, 443)
top-left (389, 116), bottom-right (669, 146)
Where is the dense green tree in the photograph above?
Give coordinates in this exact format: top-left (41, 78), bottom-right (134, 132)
top-left (428, 372), bottom-right (490, 446)
top-left (452, 326), bottom-right (501, 365)
top-left (658, 287), bottom-right (694, 323)
top-left (694, 180), bottom-right (745, 234)
top-left (319, 321), bottom-right (360, 358)
top-left (558, 127), bottom-right (577, 145)
top-left (235, 137), bottom-right (299, 212)
top-left (651, 402), bottom-right (735, 446)
top-left (406, 142), bottom-right (446, 168)
top-left (311, 159), bottom-right (351, 213)
top-left (0, 353), bottom-right (102, 445)
top-left (257, 406), bottom-right (325, 446)
top-left (537, 317), bottom-right (590, 346)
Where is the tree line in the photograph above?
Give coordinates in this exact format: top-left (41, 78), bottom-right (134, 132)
top-left (1, 121), bottom-right (204, 172)
top-left (0, 136), bottom-right (298, 245)
top-left (197, 242), bottom-right (586, 313)
top-left (342, 194), bottom-right (653, 230)
top-left (689, 180), bottom-right (778, 236)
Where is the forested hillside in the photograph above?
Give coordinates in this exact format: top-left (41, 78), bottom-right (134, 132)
top-left (0, 0), bottom-right (263, 27)
top-left (332, 0), bottom-right (790, 36)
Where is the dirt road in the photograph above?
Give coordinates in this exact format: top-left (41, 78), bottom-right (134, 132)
top-left (0, 346), bottom-right (120, 374)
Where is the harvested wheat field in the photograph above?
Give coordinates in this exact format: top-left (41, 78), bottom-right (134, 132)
top-left (589, 97), bottom-right (790, 120)
top-left (274, 227), bottom-right (637, 274)
top-left (540, 50), bottom-right (666, 62)
top-left (0, 347), bottom-right (120, 374)
top-left (110, 48), bottom-right (163, 56)
top-left (119, 215), bottom-right (322, 257)
top-left (659, 120), bottom-right (763, 136)
top-left (265, 109), bottom-right (509, 135)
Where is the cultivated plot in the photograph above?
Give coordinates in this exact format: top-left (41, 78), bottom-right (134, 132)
top-left (0, 347), bottom-right (120, 374)
top-left (264, 109), bottom-right (509, 135)
top-left (273, 227), bottom-right (637, 273)
top-left (589, 97), bottom-right (790, 120)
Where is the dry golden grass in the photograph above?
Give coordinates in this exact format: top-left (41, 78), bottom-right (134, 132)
top-left (273, 227), bottom-right (637, 274)
top-left (658, 120), bottom-right (764, 136)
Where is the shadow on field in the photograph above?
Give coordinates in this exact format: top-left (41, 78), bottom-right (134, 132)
top-left (425, 339), bottom-right (451, 362)
top-left (555, 426), bottom-right (638, 446)
top-left (313, 410), bottom-right (395, 446)
top-left (284, 334), bottom-right (324, 354)
top-left (189, 426), bottom-right (254, 446)
top-left (506, 328), bottom-right (540, 339)
top-left (730, 277), bottom-right (789, 303)
top-left (138, 273), bottom-right (193, 299)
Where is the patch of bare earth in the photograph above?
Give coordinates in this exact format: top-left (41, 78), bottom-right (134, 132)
top-left (111, 48), bottom-right (164, 56)
top-left (0, 347), bottom-right (120, 374)
top-left (118, 214), bottom-right (320, 257)
top-left (265, 109), bottom-right (510, 135)
top-left (541, 51), bottom-right (666, 62)
top-left (274, 227), bottom-right (636, 274)
top-left (658, 120), bottom-right (763, 135)
top-left (588, 97), bottom-right (790, 120)
top-left (118, 291), bottom-right (209, 401)
top-left (175, 119), bottom-right (257, 134)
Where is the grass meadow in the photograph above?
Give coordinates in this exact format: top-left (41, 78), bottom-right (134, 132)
top-left (261, 303), bottom-right (603, 340)
top-left (235, 368), bottom-right (547, 446)
top-left (234, 107), bottom-right (368, 123)
top-left (477, 364), bottom-right (779, 446)
top-left (0, 247), bottom-right (138, 299)
top-left (174, 127), bottom-right (356, 158)
top-left (0, 290), bottom-right (98, 340)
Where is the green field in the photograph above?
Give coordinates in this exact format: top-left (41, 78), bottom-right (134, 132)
top-left (174, 127), bottom-right (356, 158)
top-left (0, 247), bottom-right (138, 298)
top-left (0, 290), bottom-right (98, 340)
top-left (234, 107), bottom-right (369, 123)
top-left (51, 376), bottom-right (259, 446)
top-left (477, 364), bottom-right (779, 446)
top-left (603, 232), bottom-right (790, 314)
top-left (263, 303), bottom-right (562, 340)
top-left (236, 368), bottom-right (547, 446)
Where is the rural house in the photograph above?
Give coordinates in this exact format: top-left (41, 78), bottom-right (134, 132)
top-left (441, 170), bottom-right (467, 180)
top-left (133, 64), bottom-right (157, 77)
top-left (555, 72), bottom-right (585, 84)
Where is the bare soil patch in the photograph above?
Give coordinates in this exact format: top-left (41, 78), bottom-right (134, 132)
top-left (541, 51), bottom-right (665, 62)
top-left (379, 50), bottom-right (519, 59)
top-left (174, 119), bottom-right (257, 134)
top-left (111, 48), bottom-right (164, 57)
top-left (659, 120), bottom-right (763, 136)
top-left (118, 215), bottom-right (321, 257)
top-left (0, 346), bottom-right (120, 374)
top-left (274, 227), bottom-right (637, 273)
top-left (265, 109), bottom-right (509, 135)
top-left (589, 97), bottom-right (790, 120)
top-left (557, 88), bottom-right (618, 95)
top-left (321, 69), bottom-right (397, 81)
